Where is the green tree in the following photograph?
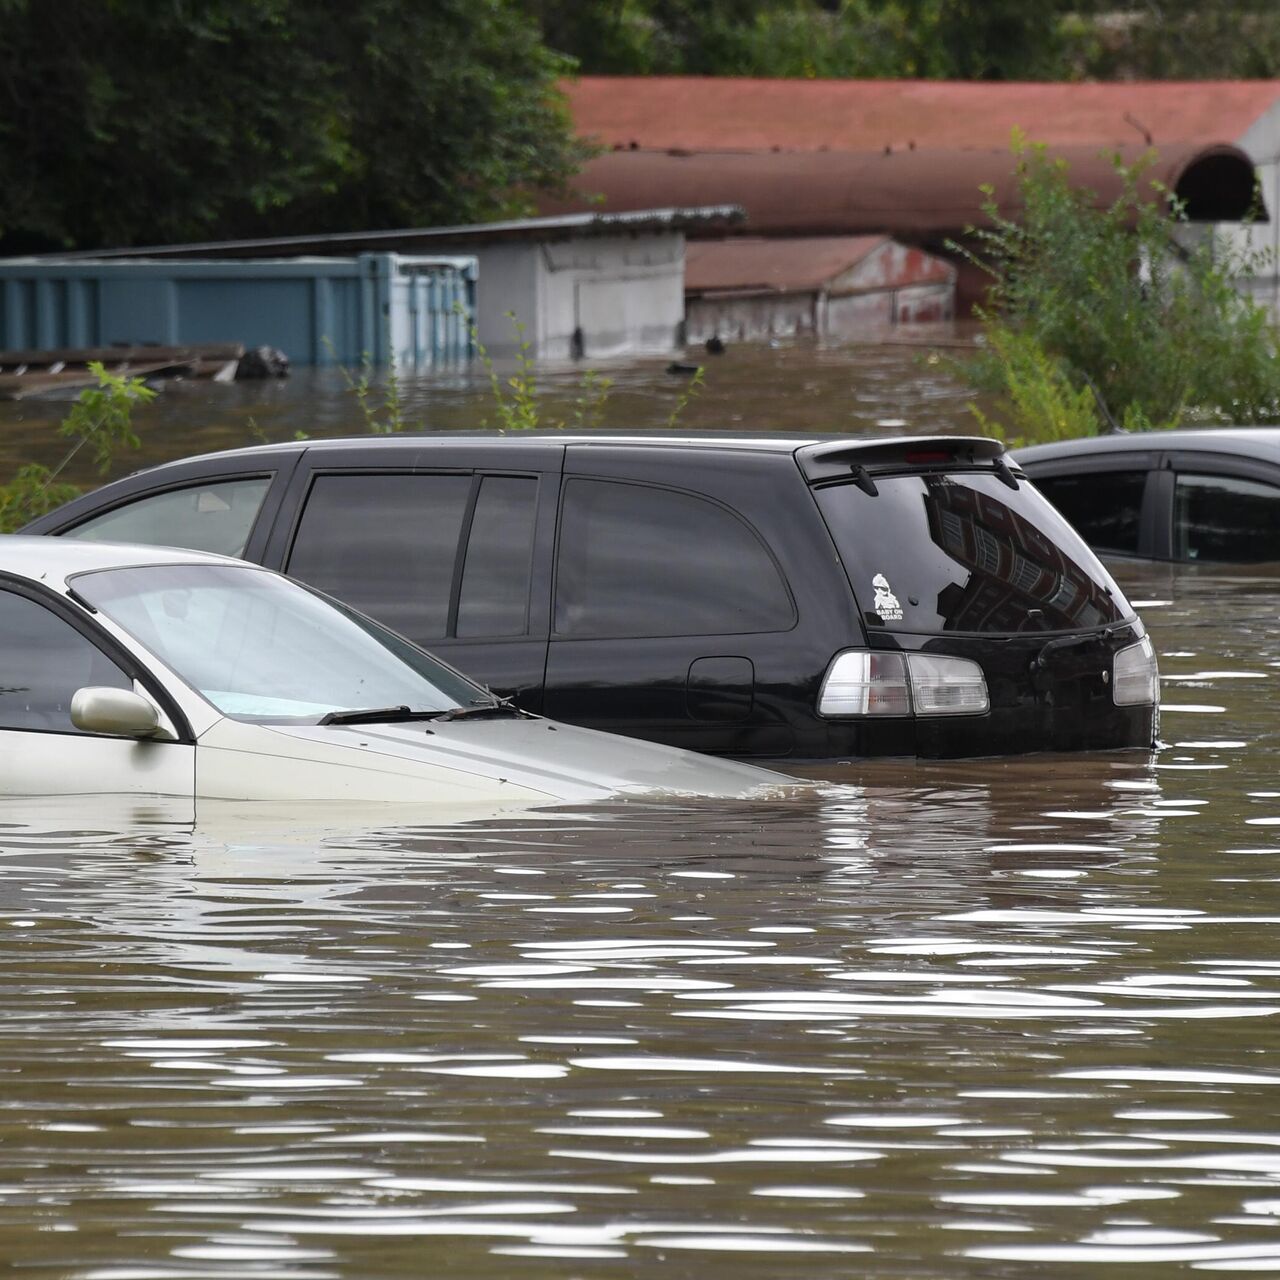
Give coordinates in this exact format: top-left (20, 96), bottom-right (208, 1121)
top-left (958, 140), bottom-right (1280, 444)
top-left (522, 0), bottom-right (1078, 79)
top-left (0, 0), bottom-right (587, 252)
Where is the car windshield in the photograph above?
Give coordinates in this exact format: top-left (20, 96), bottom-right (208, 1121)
top-left (812, 471), bottom-right (1129, 634)
top-left (70, 563), bottom-right (484, 722)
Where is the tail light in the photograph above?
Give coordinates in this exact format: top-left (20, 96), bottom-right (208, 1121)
top-left (1113, 636), bottom-right (1159, 706)
top-left (819, 651), bottom-right (989, 718)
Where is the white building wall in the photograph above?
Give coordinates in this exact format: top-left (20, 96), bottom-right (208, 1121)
top-left (471, 243), bottom-right (542, 360)
top-left (470, 232), bottom-right (685, 360)
top-left (539, 233), bottom-right (685, 359)
top-left (1234, 103), bottom-right (1280, 320)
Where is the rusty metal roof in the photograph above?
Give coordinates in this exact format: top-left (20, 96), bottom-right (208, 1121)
top-left (567, 76), bottom-right (1280, 152)
top-left (684, 235), bottom-right (952, 294)
top-left (50, 207), bottom-right (747, 261)
top-left (541, 141), bottom-right (1262, 237)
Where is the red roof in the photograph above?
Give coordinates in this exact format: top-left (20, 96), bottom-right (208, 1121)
top-left (541, 141), bottom-right (1256, 237)
top-left (684, 235), bottom-right (951, 293)
top-left (566, 76), bottom-right (1280, 152)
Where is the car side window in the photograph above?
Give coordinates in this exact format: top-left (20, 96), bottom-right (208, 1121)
top-left (61, 477), bottom-right (271, 557)
top-left (1032, 470), bottom-right (1147, 555)
top-left (0, 589), bottom-right (131, 733)
top-left (456, 476), bottom-right (538, 638)
top-left (1174, 472), bottom-right (1280, 563)
top-left (554, 478), bottom-right (794, 638)
top-left (286, 473), bottom-right (472, 642)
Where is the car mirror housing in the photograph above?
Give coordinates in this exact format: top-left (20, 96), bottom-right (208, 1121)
top-left (71, 687), bottom-right (167, 739)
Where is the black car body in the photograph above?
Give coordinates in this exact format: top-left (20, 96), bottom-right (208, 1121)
top-left (25, 433), bottom-right (1158, 760)
top-left (1013, 428), bottom-right (1280, 564)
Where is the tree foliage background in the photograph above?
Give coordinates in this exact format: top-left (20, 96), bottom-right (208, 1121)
top-left (0, 0), bottom-right (587, 252)
top-left (521, 0), bottom-right (1280, 81)
top-left (4, 1), bottom-right (1280, 252)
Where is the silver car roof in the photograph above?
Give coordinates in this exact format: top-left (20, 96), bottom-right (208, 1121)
top-left (0, 535), bottom-right (252, 592)
top-left (1013, 426), bottom-right (1280, 466)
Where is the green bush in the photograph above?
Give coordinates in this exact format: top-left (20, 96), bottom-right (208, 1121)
top-left (958, 136), bottom-right (1280, 444)
top-left (0, 362), bottom-right (152, 532)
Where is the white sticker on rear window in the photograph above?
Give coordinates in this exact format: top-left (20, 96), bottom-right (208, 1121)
top-left (872, 573), bottom-right (903, 622)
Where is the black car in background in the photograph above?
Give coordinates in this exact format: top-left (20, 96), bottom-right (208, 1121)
top-left (25, 433), bottom-right (1158, 760)
top-left (1013, 427), bottom-right (1280, 564)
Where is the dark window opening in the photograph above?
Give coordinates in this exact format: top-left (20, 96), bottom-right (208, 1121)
top-left (0, 591), bottom-right (130, 732)
top-left (287, 473), bottom-right (471, 642)
top-left (457, 476), bottom-right (538, 638)
top-left (555, 478), bottom-right (794, 638)
top-left (1033, 470), bottom-right (1147, 556)
top-left (1174, 472), bottom-right (1280, 563)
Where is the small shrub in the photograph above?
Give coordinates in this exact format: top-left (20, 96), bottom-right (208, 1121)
top-left (0, 362), bottom-right (153, 532)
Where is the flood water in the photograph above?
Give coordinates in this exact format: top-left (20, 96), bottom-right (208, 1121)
top-left (3, 343), bottom-right (1280, 1276)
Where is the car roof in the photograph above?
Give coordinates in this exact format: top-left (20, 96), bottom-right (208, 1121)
top-left (1012, 427), bottom-right (1280, 466)
top-left (106, 430), bottom-right (1007, 478)
top-left (0, 535), bottom-right (251, 590)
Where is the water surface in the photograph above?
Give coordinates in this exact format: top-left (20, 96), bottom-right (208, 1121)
top-left (3, 344), bottom-right (1280, 1277)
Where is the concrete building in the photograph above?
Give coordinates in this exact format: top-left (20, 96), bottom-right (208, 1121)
top-left (550, 77), bottom-right (1279, 315)
top-left (684, 236), bottom-right (954, 343)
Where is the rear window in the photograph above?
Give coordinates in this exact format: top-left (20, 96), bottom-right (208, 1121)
top-left (813, 472), bottom-right (1128, 634)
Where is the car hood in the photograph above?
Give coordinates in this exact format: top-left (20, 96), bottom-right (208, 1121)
top-left (213, 715), bottom-right (798, 804)
top-left (312, 716), bottom-right (798, 800)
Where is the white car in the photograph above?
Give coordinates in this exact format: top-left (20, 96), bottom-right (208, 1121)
top-left (0, 538), bottom-right (793, 809)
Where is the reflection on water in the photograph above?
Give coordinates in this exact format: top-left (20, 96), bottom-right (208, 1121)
top-left (2, 557), bottom-right (1279, 1277)
top-left (3, 351), bottom-right (1280, 1275)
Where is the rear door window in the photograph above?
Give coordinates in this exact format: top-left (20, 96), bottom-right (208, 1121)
top-left (286, 473), bottom-right (471, 641)
top-left (1174, 472), bottom-right (1280, 562)
top-left (554, 478), bottom-right (794, 638)
top-left (813, 472), bottom-right (1127, 634)
top-left (62, 476), bottom-right (271, 556)
top-left (456, 476), bottom-right (538, 638)
top-left (1032, 470), bottom-right (1147, 555)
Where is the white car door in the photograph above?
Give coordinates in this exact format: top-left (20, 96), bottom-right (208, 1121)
top-left (0, 584), bottom-right (194, 808)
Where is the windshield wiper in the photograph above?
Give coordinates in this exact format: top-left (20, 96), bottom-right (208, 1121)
top-left (319, 705), bottom-right (446, 726)
top-left (430, 701), bottom-right (529, 723)
top-left (319, 700), bottom-right (528, 726)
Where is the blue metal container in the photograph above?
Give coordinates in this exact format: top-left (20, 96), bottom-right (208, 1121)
top-left (0, 253), bottom-right (477, 368)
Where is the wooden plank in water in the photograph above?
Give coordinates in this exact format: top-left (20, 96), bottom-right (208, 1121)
top-left (0, 342), bottom-right (244, 368)
top-left (0, 359), bottom-right (195, 400)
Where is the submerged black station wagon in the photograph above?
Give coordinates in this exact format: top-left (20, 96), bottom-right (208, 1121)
top-left (26, 433), bottom-right (1159, 760)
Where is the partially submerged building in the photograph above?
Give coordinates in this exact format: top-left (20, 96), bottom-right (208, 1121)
top-left (684, 235), bottom-right (955, 343)
top-left (43, 207), bottom-right (744, 364)
top-left (550, 77), bottom-right (1278, 314)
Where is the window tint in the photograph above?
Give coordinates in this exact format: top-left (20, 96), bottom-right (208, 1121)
top-left (1174, 472), bottom-right (1280, 563)
top-left (0, 590), bottom-right (130, 732)
top-left (64, 477), bottom-right (271, 556)
top-left (456, 476), bottom-right (537, 638)
top-left (813, 472), bottom-right (1127, 634)
top-left (1033, 470), bottom-right (1146, 555)
top-left (287, 473), bottom-right (471, 642)
top-left (555, 479), bottom-right (793, 638)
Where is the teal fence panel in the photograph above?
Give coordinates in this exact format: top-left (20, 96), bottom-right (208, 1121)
top-left (0, 253), bottom-right (477, 368)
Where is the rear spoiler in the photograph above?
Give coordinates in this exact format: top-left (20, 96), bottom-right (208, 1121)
top-left (796, 436), bottom-right (1011, 485)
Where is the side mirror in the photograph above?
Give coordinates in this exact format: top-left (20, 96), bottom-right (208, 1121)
top-left (71, 687), bottom-right (165, 739)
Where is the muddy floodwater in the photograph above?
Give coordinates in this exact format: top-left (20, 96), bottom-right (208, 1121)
top-left (3, 343), bottom-right (1280, 1276)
